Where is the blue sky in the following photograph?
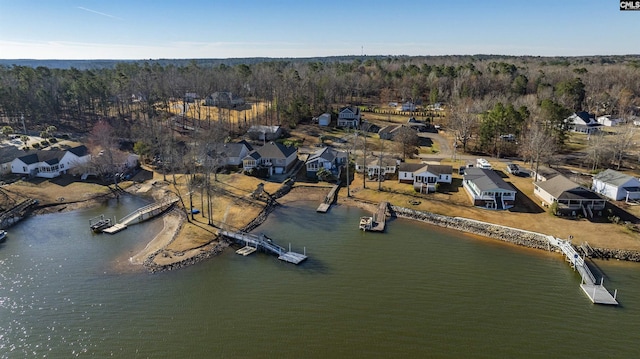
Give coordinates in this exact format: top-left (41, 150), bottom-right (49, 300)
top-left (0, 0), bottom-right (637, 59)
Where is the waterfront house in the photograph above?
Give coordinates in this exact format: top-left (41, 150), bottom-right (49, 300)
top-left (0, 146), bottom-right (27, 175)
top-left (591, 169), bottom-right (640, 201)
top-left (207, 140), bottom-right (253, 167)
top-left (11, 145), bottom-right (91, 178)
top-left (532, 166), bottom-right (561, 182)
top-left (305, 146), bottom-right (347, 179)
top-left (398, 163), bottom-right (452, 193)
top-left (463, 167), bottom-right (516, 210)
top-left (534, 175), bottom-right (606, 217)
top-left (242, 141), bottom-right (298, 176)
top-left (354, 154), bottom-right (398, 179)
top-left (337, 106), bottom-right (361, 128)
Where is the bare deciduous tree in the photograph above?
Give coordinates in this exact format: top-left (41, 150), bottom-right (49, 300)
top-left (393, 126), bottom-right (420, 161)
top-left (520, 120), bottom-right (557, 177)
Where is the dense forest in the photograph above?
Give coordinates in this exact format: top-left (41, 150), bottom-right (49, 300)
top-left (1, 55), bottom-right (640, 172)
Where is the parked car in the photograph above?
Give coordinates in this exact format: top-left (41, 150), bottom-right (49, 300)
top-left (506, 164), bottom-right (520, 175)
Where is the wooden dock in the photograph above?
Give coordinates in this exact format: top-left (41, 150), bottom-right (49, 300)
top-left (552, 237), bottom-right (618, 305)
top-left (102, 223), bottom-right (127, 234)
top-left (365, 202), bottom-right (389, 232)
top-left (220, 230), bottom-right (308, 265)
top-left (317, 184), bottom-right (340, 213)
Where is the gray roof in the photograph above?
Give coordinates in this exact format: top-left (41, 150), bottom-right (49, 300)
top-left (535, 175), bottom-right (584, 199)
top-left (17, 149), bottom-right (65, 165)
top-left (593, 169), bottom-right (636, 187)
top-left (398, 163), bottom-right (425, 172)
top-left (67, 145), bottom-right (89, 157)
top-left (425, 164), bottom-right (452, 176)
top-left (398, 163), bottom-right (452, 176)
top-left (210, 142), bottom-right (245, 158)
top-left (464, 167), bottom-right (513, 192)
top-left (534, 166), bottom-right (561, 180)
top-left (0, 146), bottom-right (27, 164)
top-left (254, 141), bottom-right (297, 159)
top-left (306, 146), bottom-right (345, 164)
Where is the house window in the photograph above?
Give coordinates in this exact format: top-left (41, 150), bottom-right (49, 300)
top-left (60, 164), bottom-right (64, 169)
top-left (23, 166), bottom-right (26, 172)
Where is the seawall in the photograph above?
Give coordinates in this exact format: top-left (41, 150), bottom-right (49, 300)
top-left (391, 205), bottom-right (640, 262)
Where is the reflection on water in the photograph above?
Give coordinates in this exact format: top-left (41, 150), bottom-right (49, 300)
top-left (1, 199), bottom-right (639, 358)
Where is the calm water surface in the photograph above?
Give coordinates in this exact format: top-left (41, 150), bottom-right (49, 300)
top-left (1, 197), bottom-right (640, 358)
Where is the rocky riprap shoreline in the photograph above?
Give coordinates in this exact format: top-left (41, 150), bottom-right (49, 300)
top-left (392, 205), bottom-right (552, 250)
top-left (145, 241), bottom-right (228, 273)
top-left (391, 205), bottom-right (640, 262)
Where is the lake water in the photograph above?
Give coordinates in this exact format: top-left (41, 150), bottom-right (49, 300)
top-left (1, 196), bottom-right (640, 358)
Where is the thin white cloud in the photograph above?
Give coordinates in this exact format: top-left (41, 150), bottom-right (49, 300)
top-left (77, 6), bottom-right (123, 21)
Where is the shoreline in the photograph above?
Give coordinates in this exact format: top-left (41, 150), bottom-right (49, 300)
top-left (134, 183), bottom-right (640, 272)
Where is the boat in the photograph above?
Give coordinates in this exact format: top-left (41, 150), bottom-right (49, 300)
top-left (90, 218), bottom-right (112, 233)
top-left (359, 216), bottom-right (373, 231)
top-left (0, 230), bottom-right (6, 241)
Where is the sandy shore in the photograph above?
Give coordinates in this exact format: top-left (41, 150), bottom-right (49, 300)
top-left (129, 211), bottom-right (184, 265)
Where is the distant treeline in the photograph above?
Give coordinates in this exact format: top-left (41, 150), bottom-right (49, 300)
top-left (1, 54), bottom-right (640, 163)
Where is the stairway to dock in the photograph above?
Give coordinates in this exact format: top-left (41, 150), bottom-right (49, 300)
top-left (551, 237), bottom-right (618, 305)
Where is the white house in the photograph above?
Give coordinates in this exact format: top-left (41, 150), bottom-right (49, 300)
top-left (463, 167), bottom-right (516, 210)
top-left (596, 115), bottom-right (623, 127)
top-left (592, 169), bottom-right (640, 201)
top-left (398, 163), bottom-right (452, 193)
top-left (11, 145), bottom-right (91, 178)
top-left (242, 141), bottom-right (298, 176)
top-left (305, 146), bottom-right (347, 179)
top-left (354, 154), bottom-right (398, 179)
top-left (534, 175), bottom-right (606, 217)
top-left (565, 111), bottom-right (601, 134)
top-left (0, 146), bottom-right (27, 175)
top-left (337, 106), bottom-right (361, 128)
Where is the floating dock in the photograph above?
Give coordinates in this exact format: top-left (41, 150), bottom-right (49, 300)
top-left (360, 202), bottom-right (389, 232)
top-left (221, 230), bottom-right (308, 265)
top-left (551, 237), bottom-right (618, 305)
top-left (102, 223), bottom-right (127, 234)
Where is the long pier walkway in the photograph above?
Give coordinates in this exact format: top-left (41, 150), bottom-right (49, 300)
top-left (103, 198), bottom-right (179, 234)
top-left (550, 237), bottom-right (618, 305)
top-left (220, 230), bottom-right (308, 264)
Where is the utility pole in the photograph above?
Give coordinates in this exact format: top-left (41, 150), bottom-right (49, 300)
top-left (378, 140), bottom-right (384, 191)
top-left (362, 124), bottom-right (368, 189)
